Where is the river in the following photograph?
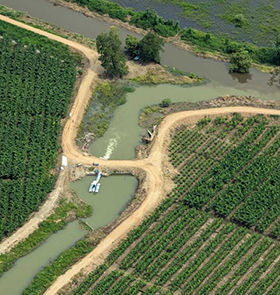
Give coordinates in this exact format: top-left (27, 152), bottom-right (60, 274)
top-left (0, 0), bottom-right (279, 293)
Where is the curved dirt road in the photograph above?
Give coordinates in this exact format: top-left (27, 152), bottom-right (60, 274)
top-left (1, 15), bottom-right (280, 295)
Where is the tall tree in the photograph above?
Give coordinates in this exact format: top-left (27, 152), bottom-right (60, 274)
top-left (229, 50), bottom-right (252, 73)
top-left (96, 26), bottom-right (128, 78)
top-left (139, 32), bottom-right (164, 63)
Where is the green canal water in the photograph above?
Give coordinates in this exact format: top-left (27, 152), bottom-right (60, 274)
top-left (90, 83), bottom-right (280, 160)
top-left (0, 175), bottom-right (137, 295)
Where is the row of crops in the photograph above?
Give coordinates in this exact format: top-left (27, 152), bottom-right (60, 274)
top-left (70, 204), bottom-right (280, 295)
top-left (172, 115), bottom-right (280, 237)
top-left (69, 113), bottom-right (280, 295)
top-left (0, 20), bottom-right (76, 240)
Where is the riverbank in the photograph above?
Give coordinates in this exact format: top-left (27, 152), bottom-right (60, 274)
top-left (20, 171), bottom-right (140, 295)
top-left (139, 95), bottom-right (280, 129)
top-left (77, 61), bottom-right (205, 152)
top-left (47, 0), bottom-right (276, 73)
top-left (0, 196), bottom-right (91, 277)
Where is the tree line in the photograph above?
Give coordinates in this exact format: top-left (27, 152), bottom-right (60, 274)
top-left (96, 27), bottom-right (164, 78)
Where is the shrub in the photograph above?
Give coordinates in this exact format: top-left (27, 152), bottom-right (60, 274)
top-left (160, 98), bottom-right (172, 108)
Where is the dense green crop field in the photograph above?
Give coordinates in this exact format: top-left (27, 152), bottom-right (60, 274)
top-left (0, 20), bottom-right (76, 240)
top-left (70, 113), bottom-right (280, 295)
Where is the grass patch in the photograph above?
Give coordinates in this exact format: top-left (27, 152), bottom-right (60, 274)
top-left (130, 66), bottom-right (205, 85)
top-left (0, 198), bottom-right (92, 277)
top-left (22, 239), bottom-right (96, 295)
top-left (77, 82), bottom-right (135, 147)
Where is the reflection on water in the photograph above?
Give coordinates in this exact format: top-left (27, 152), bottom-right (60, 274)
top-left (0, 0), bottom-right (279, 94)
top-left (229, 72), bottom-right (253, 84)
top-left (268, 68), bottom-right (280, 88)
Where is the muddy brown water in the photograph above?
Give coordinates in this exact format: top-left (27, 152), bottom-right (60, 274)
top-left (0, 0), bottom-right (279, 293)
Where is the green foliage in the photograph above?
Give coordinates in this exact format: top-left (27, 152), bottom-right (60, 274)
top-left (274, 35), bottom-right (280, 66)
top-left (159, 98), bottom-right (171, 108)
top-left (94, 82), bottom-right (131, 107)
top-left (125, 35), bottom-right (139, 57)
top-left (72, 1), bottom-right (179, 37)
top-left (0, 199), bottom-right (91, 276)
top-left (66, 0), bottom-right (280, 66)
top-left (78, 82), bottom-right (135, 141)
top-left (96, 26), bottom-right (128, 78)
top-left (214, 116), bottom-right (228, 125)
top-left (180, 27), bottom-right (277, 65)
top-left (0, 21), bottom-right (76, 240)
top-left (139, 32), bottom-right (164, 63)
top-left (230, 50), bottom-right (252, 73)
top-left (198, 117), bottom-right (211, 128)
top-left (130, 8), bottom-right (180, 37)
top-left (166, 66), bottom-right (199, 79)
top-left (230, 13), bottom-right (249, 28)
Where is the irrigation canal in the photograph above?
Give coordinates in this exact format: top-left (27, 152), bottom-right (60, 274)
top-left (0, 0), bottom-right (279, 294)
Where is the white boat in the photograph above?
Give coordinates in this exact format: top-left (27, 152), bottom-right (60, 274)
top-left (94, 183), bottom-right (101, 193)
top-left (88, 172), bottom-right (102, 193)
top-left (88, 180), bottom-right (97, 193)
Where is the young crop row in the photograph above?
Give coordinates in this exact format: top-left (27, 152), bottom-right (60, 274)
top-left (196, 234), bottom-right (261, 295)
top-left (231, 115), bottom-right (265, 143)
top-left (181, 227), bottom-right (247, 294)
top-left (233, 245), bottom-right (280, 295)
top-left (249, 261), bottom-right (280, 295)
top-left (119, 205), bottom-right (187, 270)
top-left (270, 220), bottom-right (280, 239)
top-left (173, 138), bottom-right (230, 190)
top-left (106, 273), bottom-right (135, 295)
top-left (216, 238), bottom-right (273, 295)
top-left (169, 223), bottom-right (237, 292)
top-left (71, 198), bottom-right (176, 295)
top-left (155, 218), bottom-right (224, 286)
top-left (256, 202), bottom-right (280, 234)
top-left (71, 206), bottom-right (279, 295)
top-left (123, 280), bottom-right (146, 295)
top-left (132, 209), bottom-right (199, 276)
top-left (142, 213), bottom-right (209, 282)
top-left (169, 129), bottom-right (208, 167)
top-left (217, 112), bottom-right (244, 139)
top-left (90, 270), bottom-right (122, 295)
top-left (0, 21), bottom-right (76, 240)
top-left (71, 264), bottom-right (109, 295)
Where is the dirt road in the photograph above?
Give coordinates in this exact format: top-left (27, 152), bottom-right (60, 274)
top-left (1, 15), bottom-right (280, 295)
